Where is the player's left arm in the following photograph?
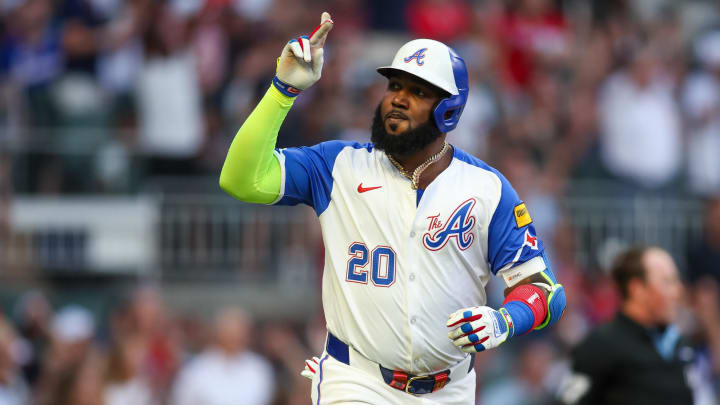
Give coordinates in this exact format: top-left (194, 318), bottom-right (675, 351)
top-left (447, 259), bottom-right (566, 353)
top-left (447, 172), bottom-right (566, 353)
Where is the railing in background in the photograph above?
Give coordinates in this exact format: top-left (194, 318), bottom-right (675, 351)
top-left (157, 194), bottom-right (321, 285)
top-left (7, 196), bottom-right (159, 274)
top-left (562, 195), bottom-right (705, 272)
top-left (4, 192), bottom-right (705, 279)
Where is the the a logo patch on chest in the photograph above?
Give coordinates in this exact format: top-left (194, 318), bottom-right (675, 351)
top-left (422, 198), bottom-right (477, 251)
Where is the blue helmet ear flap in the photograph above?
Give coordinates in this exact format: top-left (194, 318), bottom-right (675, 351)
top-left (433, 48), bottom-right (469, 133)
top-left (433, 93), bottom-right (467, 132)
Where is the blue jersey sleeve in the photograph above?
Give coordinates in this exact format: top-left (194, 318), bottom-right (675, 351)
top-left (487, 173), bottom-right (545, 275)
top-left (275, 140), bottom-right (365, 216)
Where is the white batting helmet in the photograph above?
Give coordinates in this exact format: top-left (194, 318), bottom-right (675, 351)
top-left (377, 39), bottom-right (469, 132)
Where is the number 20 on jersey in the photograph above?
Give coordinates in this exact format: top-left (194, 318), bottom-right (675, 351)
top-left (346, 242), bottom-right (396, 287)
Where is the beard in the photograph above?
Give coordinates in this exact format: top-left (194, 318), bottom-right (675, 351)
top-left (370, 104), bottom-right (442, 157)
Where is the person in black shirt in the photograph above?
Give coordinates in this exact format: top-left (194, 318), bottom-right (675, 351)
top-left (558, 246), bottom-right (693, 405)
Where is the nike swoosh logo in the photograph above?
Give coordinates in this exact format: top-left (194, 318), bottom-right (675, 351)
top-left (357, 183), bottom-right (383, 193)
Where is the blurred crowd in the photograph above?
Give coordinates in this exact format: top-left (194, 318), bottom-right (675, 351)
top-left (2, 0), bottom-right (720, 404)
top-left (0, 255), bottom-right (718, 405)
top-left (0, 286), bottom-right (332, 405)
top-left (1, 0), bottom-right (720, 198)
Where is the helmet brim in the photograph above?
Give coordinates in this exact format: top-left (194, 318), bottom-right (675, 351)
top-left (377, 66), bottom-right (458, 96)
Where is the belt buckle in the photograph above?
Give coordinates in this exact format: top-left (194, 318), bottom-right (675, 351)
top-left (405, 375), bottom-right (424, 394)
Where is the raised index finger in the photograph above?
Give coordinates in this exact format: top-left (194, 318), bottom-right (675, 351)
top-left (309, 11), bottom-right (333, 47)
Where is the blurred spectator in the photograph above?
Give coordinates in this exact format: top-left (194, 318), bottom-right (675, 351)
top-left (683, 29), bottom-right (720, 196)
top-left (0, 317), bottom-right (30, 405)
top-left (170, 307), bottom-right (275, 405)
top-left (104, 334), bottom-right (155, 405)
top-left (598, 44), bottom-right (682, 190)
top-left (34, 305), bottom-right (104, 405)
top-left (100, 287), bottom-right (179, 405)
top-left (52, 0), bottom-right (119, 186)
top-left (558, 246), bottom-right (692, 405)
top-left (125, 286), bottom-right (181, 402)
top-left (136, 2), bottom-right (204, 176)
top-left (54, 0), bottom-right (108, 162)
top-left (12, 290), bottom-right (51, 387)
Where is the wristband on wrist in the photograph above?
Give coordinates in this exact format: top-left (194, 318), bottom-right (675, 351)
top-left (501, 284), bottom-right (548, 336)
top-left (273, 76), bottom-right (302, 97)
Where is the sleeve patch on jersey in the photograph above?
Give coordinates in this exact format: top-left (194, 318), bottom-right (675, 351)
top-left (513, 203), bottom-right (532, 228)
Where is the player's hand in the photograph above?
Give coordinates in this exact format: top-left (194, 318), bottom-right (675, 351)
top-left (275, 11), bottom-right (333, 94)
top-left (300, 356), bottom-right (321, 380)
top-left (446, 306), bottom-right (513, 353)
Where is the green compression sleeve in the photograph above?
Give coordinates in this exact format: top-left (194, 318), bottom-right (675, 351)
top-left (219, 85), bottom-right (295, 204)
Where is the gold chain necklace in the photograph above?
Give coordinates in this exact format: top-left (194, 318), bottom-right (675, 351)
top-left (387, 142), bottom-right (450, 189)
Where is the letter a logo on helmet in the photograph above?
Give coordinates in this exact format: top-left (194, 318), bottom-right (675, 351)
top-left (403, 48), bottom-right (427, 66)
top-left (377, 39), bottom-right (469, 133)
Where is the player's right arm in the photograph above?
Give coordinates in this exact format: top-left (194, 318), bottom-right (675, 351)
top-left (219, 12), bottom-right (333, 203)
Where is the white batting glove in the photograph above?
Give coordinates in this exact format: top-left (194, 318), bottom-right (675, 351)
top-left (300, 356), bottom-right (320, 380)
top-left (275, 11), bottom-right (333, 94)
top-left (446, 306), bottom-right (514, 353)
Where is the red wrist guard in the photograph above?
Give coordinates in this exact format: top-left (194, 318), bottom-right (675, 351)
top-left (502, 284), bottom-right (548, 331)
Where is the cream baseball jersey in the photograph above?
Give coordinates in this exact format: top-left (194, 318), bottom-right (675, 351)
top-left (273, 141), bottom-right (545, 373)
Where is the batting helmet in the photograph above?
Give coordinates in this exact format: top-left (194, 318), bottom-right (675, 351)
top-left (377, 39), bottom-right (469, 133)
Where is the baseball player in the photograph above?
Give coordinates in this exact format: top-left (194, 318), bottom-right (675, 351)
top-left (220, 12), bottom-right (566, 404)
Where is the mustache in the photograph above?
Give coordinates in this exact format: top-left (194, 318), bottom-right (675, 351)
top-left (384, 111), bottom-right (408, 120)
top-left (371, 104), bottom-right (442, 156)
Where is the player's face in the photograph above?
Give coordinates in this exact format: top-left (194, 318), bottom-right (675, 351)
top-left (380, 73), bottom-right (442, 134)
top-left (371, 74), bottom-right (446, 156)
top-left (642, 249), bottom-right (684, 326)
